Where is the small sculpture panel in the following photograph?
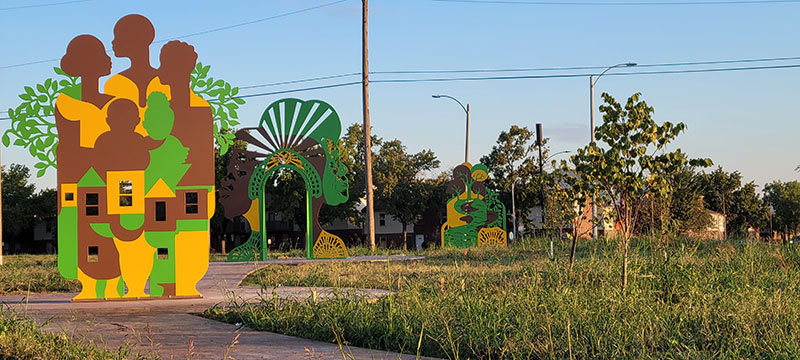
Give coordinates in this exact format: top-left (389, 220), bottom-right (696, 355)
top-left (441, 162), bottom-right (507, 248)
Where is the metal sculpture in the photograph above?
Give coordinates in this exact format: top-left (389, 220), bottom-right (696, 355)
top-left (18, 14), bottom-right (224, 301)
top-left (220, 98), bottom-right (350, 261)
top-left (441, 162), bottom-right (507, 248)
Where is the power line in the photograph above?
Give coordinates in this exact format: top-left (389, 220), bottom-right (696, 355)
top-left (0, 0), bottom-right (92, 11)
top-left (239, 72), bottom-right (360, 90)
top-left (2, 62), bottom-right (799, 121)
top-left (154, 0), bottom-right (348, 43)
top-left (431, 0), bottom-right (800, 5)
top-left (0, 0), bottom-right (349, 70)
top-left (238, 55), bottom-right (800, 89)
top-left (209, 62), bottom-right (800, 99)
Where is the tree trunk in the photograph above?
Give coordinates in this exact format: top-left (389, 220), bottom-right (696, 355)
top-left (402, 223), bottom-right (407, 251)
top-left (622, 236), bottom-right (629, 293)
top-left (569, 228), bottom-right (577, 271)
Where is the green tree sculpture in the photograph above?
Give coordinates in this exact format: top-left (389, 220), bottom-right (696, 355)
top-left (3, 64), bottom-right (243, 176)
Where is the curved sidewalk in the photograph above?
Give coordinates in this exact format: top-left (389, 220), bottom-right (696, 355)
top-left (0, 256), bottom-right (430, 359)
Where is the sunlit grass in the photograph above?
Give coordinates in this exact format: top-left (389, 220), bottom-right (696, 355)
top-left (207, 237), bottom-right (800, 359)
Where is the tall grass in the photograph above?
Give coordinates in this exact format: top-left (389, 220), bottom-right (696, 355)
top-left (0, 255), bottom-right (79, 295)
top-left (206, 237), bottom-right (800, 359)
top-left (0, 307), bottom-right (142, 360)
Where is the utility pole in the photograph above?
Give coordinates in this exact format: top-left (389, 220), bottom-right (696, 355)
top-left (465, 104), bottom-right (470, 163)
top-left (362, 0), bottom-right (376, 252)
top-left (589, 75), bottom-right (597, 239)
top-left (536, 123), bottom-right (545, 231)
top-left (0, 144), bottom-right (3, 265)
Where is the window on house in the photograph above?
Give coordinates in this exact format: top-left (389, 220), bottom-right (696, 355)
top-left (88, 246), bottom-right (99, 262)
top-left (185, 192), bottom-right (199, 214)
top-left (85, 193), bottom-right (99, 216)
top-left (65, 193), bottom-right (74, 201)
top-left (155, 201), bottom-right (167, 222)
top-left (379, 213), bottom-right (386, 226)
top-left (157, 248), bottom-right (169, 260)
top-left (119, 181), bottom-right (133, 207)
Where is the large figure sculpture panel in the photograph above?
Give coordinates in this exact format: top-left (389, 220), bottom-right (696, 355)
top-left (54, 15), bottom-right (214, 301)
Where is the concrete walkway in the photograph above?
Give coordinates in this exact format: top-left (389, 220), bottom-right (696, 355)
top-left (0, 256), bottom-right (430, 359)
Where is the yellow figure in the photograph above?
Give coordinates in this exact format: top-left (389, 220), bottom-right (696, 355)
top-left (175, 230), bottom-right (209, 297)
top-left (74, 268), bottom-right (98, 300)
top-left (114, 234), bottom-right (155, 298)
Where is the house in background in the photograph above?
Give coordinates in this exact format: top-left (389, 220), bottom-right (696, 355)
top-left (528, 204), bottom-right (616, 239)
top-left (689, 209), bottom-right (726, 240)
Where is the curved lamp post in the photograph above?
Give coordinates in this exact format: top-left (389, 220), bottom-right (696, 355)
top-left (433, 94), bottom-right (470, 163)
top-left (589, 62), bottom-right (636, 238)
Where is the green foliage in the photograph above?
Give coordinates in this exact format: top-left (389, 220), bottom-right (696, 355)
top-left (190, 62), bottom-right (243, 155)
top-left (698, 167), bottom-right (768, 236)
top-left (480, 125), bottom-right (548, 229)
top-left (4, 63), bottom-right (243, 176)
top-left (570, 93), bottom-right (711, 290)
top-left (764, 180), bottom-right (800, 238)
top-left (213, 239), bottom-right (800, 359)
top-left (373, 139), bottom-right (440, 248)
top-left (571, 93), bottom-right (711, 241)
top-left (2, 67), bottom-right (79, 177)
top-left (2, 164), bottom-right (56, 240)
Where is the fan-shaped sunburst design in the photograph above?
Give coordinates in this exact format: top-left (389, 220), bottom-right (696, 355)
top-left (478, 227), bottom-right (507, 247)
top-left (313, 230), bottom-right (348, 259)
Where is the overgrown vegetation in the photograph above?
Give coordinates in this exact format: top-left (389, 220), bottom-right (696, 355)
top-left (0, 308), bottom-right (136, 360)
top-left (0, 255), bottom-right (79, 295)
top-left (207, 237), bottom-right (800, 359)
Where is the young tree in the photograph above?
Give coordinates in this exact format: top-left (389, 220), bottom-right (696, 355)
top-left (570, 93), bottom-right (711, 292)
top-left (480, 125), bottom-right (548, 233)
top-left (546, 163), bottom-right (590, 270)
top-left (374, 139), bottom-right (439, 250)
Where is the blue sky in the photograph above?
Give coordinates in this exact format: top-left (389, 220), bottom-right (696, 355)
top-left (1, 0), bottom-right (799, 191)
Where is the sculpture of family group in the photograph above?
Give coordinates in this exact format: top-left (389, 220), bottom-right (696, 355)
top-left (55, 14), bottom-right (214, 300)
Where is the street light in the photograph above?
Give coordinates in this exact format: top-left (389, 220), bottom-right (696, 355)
top-left (433, 94), bottom-right (470, 163)
top-left (589, 62), bottom-right (636, 238)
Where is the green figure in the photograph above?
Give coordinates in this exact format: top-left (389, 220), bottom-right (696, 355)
top-left (141, 91), bottom-right (188, 297)
top-left (143, 91), bottom-right (190, 193)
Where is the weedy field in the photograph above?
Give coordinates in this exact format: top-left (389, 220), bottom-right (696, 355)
top-left (206, 237), bottom-right (800, 359)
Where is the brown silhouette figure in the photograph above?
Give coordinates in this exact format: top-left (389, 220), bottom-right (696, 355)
top-left (94, 98), bottom-right (151, 174)
top-left (93, 98), bottom-right (153, 242)
top-left (112, 14), bottom-right (157, 107)
top-left (158, 40), bottom-right (214, 187)
top-left (57, 35), bottom-right (114, 202)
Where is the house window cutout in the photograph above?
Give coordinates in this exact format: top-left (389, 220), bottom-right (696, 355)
top-left (65, 193), bottom-right (74, 201)
top-left (155, 201), bottom-right (167, 222)
top-left (85, 193), bottom-right (99, 216)
top-left (185, 192), bottom-right (199, 214)
top-left (88, 246), bottom-right (99, 262)
top-left (119, 181), bottom-right (133, 207)
top-left (379, 213), bottom-right (386, 226)
top-left (157, 248), bottom-right (169, 260)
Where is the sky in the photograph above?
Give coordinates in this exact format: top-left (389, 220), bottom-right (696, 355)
top-left (1, 0), bottom-right (799, 192)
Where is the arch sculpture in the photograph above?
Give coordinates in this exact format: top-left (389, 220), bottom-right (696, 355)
top-left (220, 98), bottom-right (350, 261)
